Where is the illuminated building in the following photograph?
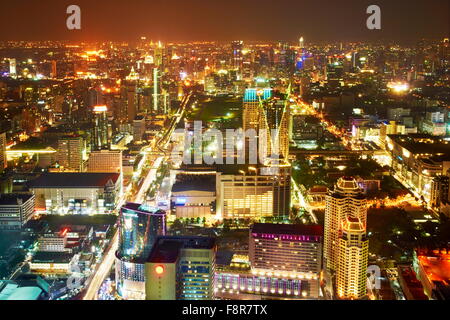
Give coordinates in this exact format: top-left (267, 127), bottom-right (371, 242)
top-left (231, 41), bottom-right (243, 79)
top-left (56, 136), bottom-right (85, 172)
top-left (92, 105), bottom-right (110, 150)
top-left (9, 58), bottom-right (17, 78)
top-left (413, 248), bottom-right (450, 299)
top-left (243, 88), bottom-right (272, 132)
top-left (0, 132), bottom-right (6, 172)
top-left (29, 172), bottom-right (121, 215)
top-left (133, 116), bottom-right (146, 142)
top-left (430, 175), bottom-right (449, 209)
top-left (386, 134), bottom-right (450, 203)
top-left (171, 175), bottom-right (216, 219)
top-left (216, 166), bottom-right (291, 220)
top-left (335, 216), bottom-right (369, 300)
top-left (145, 236), bottom-right (216, 300)
top-left (324, 177), bottom-right (367, 272)
top-left (37, 232), bottom-right (68, 253)
top-left (0, 193), bottom-right (35, 230)
top-left (87, 149), bottom-right (122, 174)
top-left (116, 203), bottom-right (166, 300)
top-left (258, 92), bottom-right (290, 162)
top-left (248, 223), bottom-right (323, 299)
top-left (29, 252), bottom-right (76, 274)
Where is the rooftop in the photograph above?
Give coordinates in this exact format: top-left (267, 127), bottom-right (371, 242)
top-left (147, 236), bottom-right (216, 263)
top-left (28, 172), bottom-right (120, 188)
top-left (251, 223), bottom-right (323, 237)
top-left (172, 175), bottom-right (216, 193)
top-left (0, 193), bottom-right (34, 206)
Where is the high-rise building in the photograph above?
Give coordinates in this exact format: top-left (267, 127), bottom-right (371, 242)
top-left (243, 88), bottom-right (272, 132)
top-left (9, 58), bottom-right (17, 78)
top-left (0, 132), bottom-right (6, 172)
top-left (231, 41), bottom-right (243, 79)
top-left (87, 150), bottom-right (122, 173)
top-left (336, 216), bottom-right (369, 300)
top-left (92, 105), bottom-right (110, 150)
top-left (145, 236), bottom-right (216, 300)
top-left (249, 223), bottom-right (323, 299)
top-left (57, 136), bottom-right (84, 172)
top-left (259, 93), bottom-right (290, 162)
top-left (324, 177), bottom-right (367, 272)
top-left (116, 203), bottom-right (166, 300)
top-left (133, 116), bottom-right (146, 142)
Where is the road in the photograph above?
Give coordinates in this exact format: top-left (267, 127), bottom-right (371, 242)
top-left (81, 93), bottom-right (194, 300)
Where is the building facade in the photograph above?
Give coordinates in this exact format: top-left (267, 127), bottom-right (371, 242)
top-left (116, 203), bottom-right (166, 300)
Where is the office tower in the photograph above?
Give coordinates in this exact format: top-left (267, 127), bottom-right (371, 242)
top-left (87, 150), bottom-right (122, 173)
top-left (336, 216), bottom-right (369, 300)
top-left (51, 60), bottom-right (57, 78)
top-left (249, 223), bottom-right (323, 299)
top-left (154, 41), bottom-right (164, 67)
top-left (133, 116), bottom-right (146, 142)
top-left (243, 88), bottom-right (272, 132)
top-left (216, 166), bottom-right (290, 220)
top-left (231, 41), bottom-right (243, 79)
top-left (92, 105), bottom-right (110, 150)
top-left (145, 236), bottom-right (216, 300)
top-left (122, 82), bottom-right (137, 122)
top-left (0, 132), bottom-right (6, 172)
top-left (324, 177), bottom-right (367, 272)
top-left (9, 58), bottom-right (17, 78)
top-left (116, 203), bottom-right (166, 300)
top-left (258, 93), bottom-right (290, 163)
top-left (0, 193), bottom-right (35, 230)
top-left (299, 36), bottom-right (304, 50)
top-left (153, 68), bottom-right (159, 112)
top-left (57, 136), bottom-right (84, 172)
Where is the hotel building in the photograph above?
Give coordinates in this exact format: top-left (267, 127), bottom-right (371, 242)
top-left (248, 223), bottom-right (323, 299)
top-left (335, 216), bottom-right (369, 300)
top-left (324, 177), bottom-right (367, 272)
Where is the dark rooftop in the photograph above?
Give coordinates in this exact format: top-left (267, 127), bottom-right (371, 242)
top-left (251, 223), bottom-right (323, 237)
top-left (0, 193), bottom-right (34, 206)
top-left (172, 175), bottom-right (216, 193)
top-left (31, 252), bottom-right (73, 263)
top-left (147, 236), bottom-right (216, 263)
top-left (28, 173), bottom-right (120, 188)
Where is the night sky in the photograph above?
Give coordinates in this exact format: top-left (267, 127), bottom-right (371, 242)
top-left (0, 0), bottom-right (448, 43)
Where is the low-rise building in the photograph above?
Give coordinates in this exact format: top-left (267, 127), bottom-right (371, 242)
top-left (0, 193), bottom-right (35, 230)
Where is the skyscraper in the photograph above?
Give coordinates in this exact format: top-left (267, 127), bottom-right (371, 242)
top-left (231, 41), bottom-right (243, 79)
top-left (243, 88), bottom-right (272, 132)
top-left (145, 236), bottom-right (216, 300)
top-left (116, 203), bottom-right (166, 300)
top-left (0, 132), bottom-right (6, 172)
top-left (258, 93), bottom-right (291, 163)
top-left (324, 177), bottom-right (367, 272)
top-left (9, 58), bottom-right (17, 78)
top-left (336, 216), bottom-right (369, 300)
top-left (92, 105), bottom-right (110, 150)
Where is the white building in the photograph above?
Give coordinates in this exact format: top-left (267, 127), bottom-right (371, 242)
top-left (336, 216), bottom-right (369, 300)
top-left (0, 194), bottom-right (35, 230)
